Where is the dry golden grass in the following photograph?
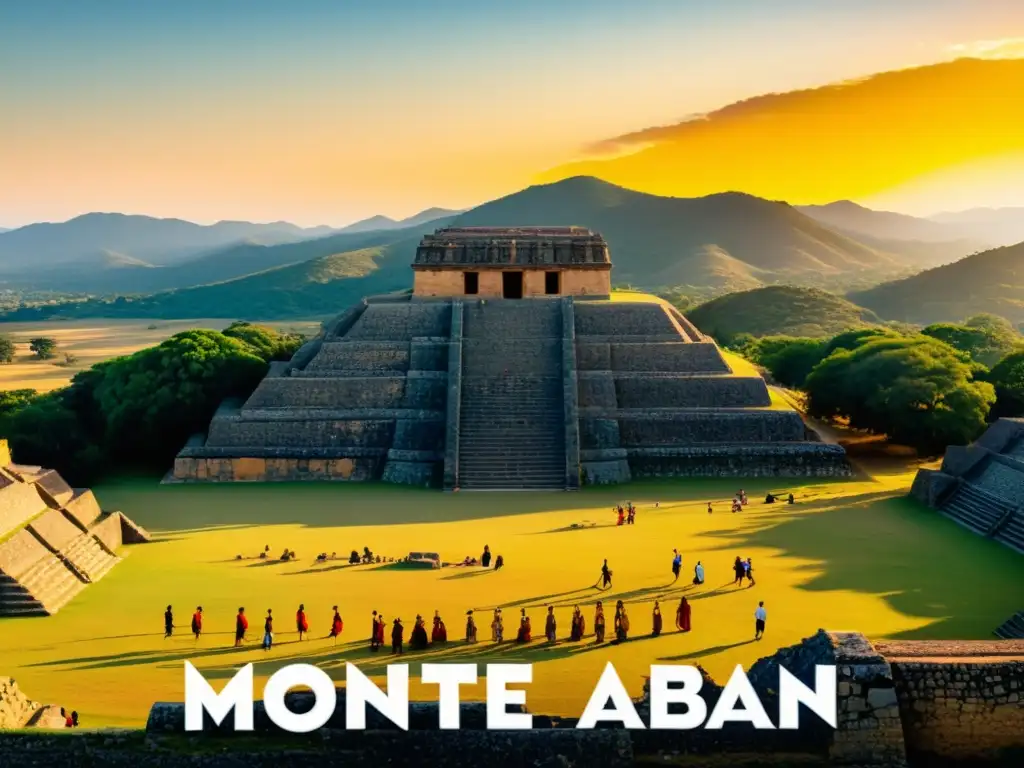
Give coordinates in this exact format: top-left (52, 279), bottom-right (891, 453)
top-left (0, 319), bottom-right (320, 392)
top-left (1, 466), bottom-right (1020, 728)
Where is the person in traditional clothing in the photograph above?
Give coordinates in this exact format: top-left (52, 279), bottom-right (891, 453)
top-left (765, 492), bottom-right (776, 504)
top-left (616, 506), bottom-right (625, 526)
top-left (516, 608), bottom-right (532, 643)
top-left (671, 550), bottom-right (682, 582)
top-left (754, 601), bottom-right (766, 640)
top-left (745, 557), bottom-right (756, 587)
top-left (410, 615), bottom-right (429, 650)
top-left (707, 502), bottom-right (713, 514)
top-left (693, 561), bottom-right (705, 585)
top-left (652, 601), bottom-right (663, 636)
top-left (391, 618), bottom-right (404, 654)
top-left (375, 612), bottom-right (386, 647)
top-left (191, 606), bottom-right (203, 641)
top-left (235, 607), bottom-right (248, 647)
top-left (491, 608), bottom-right (504, 642)
top-left (733, 556), bottom-right (746, 587)
top-left (614, 600), bottom-right (629, 642)
top-left (330, 606), bottom-right (344, 642)
top-left (465, 610), bottom-right (477, 643)
top-left (740, 489), bottom-right (748, 505)
top-left (481, 545), bottom-right (491, 568)
top-left (262, 609), bottom-right (274, 650)
top-left (494, 554), bottom-right (504, 571)
top-left (594, 601), bottom-right (606, 643)
top-left (627, 505), bottom-right (635, 525)
top-left (570, 605), bottom-right (584, 641)
top-left (369, 611), bottom-right (380, 650)
top-left (600, 559), bottom-right (612, 589)
top-left (71, 711), bottom-right (79, 728)
top-left (164, 605), bottom-right (174, 638)
top-left (676, 597), bottom-right (692, 632)
top-left (787, 493), bottom-right (795, 505)
top-left (431, 610), bottom-right (448, 643)
top-left (545, 605), bottom-right (556, 643)
top-left (296, 604), bottom-right (309, 641)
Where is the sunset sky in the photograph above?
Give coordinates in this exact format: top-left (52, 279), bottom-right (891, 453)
top-left (2, 0), bottom-right (1024, 227)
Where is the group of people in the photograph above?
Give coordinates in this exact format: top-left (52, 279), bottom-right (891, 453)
top-left (764, 492), bottom-right (796, 505)
top-left (59, 707), bottom-right (79, 728)
top-left (454, 546), bottom-right (504, 570)
top-left (615, 503), bottom-right (637, 526)
top-left (733, 556), bottom-right (755, 587)
top-left (670, 550), bottom-right (705, 585)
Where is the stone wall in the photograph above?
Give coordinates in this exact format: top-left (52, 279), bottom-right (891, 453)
top-left (0, 529), bottom-right (51, 579)
top-left (0, 482), bottom-right (45, 538)
top-left (443, 301), bottom-right (463, 490)
top-left (616, 410), bottom-right (809, 445)
top-left (575, 302), bottom-right (680, 337)
top-left (206, 416), bottom-right (397, 449)
top-left (575, 341), bottom-right (731, 373)
top-left (612, 375), bottom-right (771, 408)
top-left (627, 443), bottom-right (853, 478)
top-left (413, 268), bottom-right (610, 298)
top-left (90, 512), bottom-right (124, 552)
top-left (245, 377), bottom-right (407, 409)
top-left (971, 457), bottom-right (1024, 506)
top-left (877, 640), bottom-right (1024, 764)
top-left (62, 490), bottom-right (103, 529)
top-left (307, 342), bottom-right (410, 373)
top-left (27, 508), bottom-right (85, 551)
top-left (345, 303), bottom-right (451, 340)
top-left (171, 455), bottom-right (381, 482)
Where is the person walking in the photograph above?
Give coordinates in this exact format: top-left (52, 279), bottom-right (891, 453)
top-left (191, 606), bottom-right (203, 642)
top-left (164, 605), bottom-right (174, 638)
top-left (234, 607), bottom-right (248, 647)
top-left (671, 550), bottom-right (682, 582)
top-left (296, 604), bottom-right (309, 641)
top-left (262, 609), bottom-right (274, 650)
top-left (754, 601), bottom-right (766, 641)
top-left (600, 559), bottom-right (612, 589)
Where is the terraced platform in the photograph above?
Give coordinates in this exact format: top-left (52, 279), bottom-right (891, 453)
top-left (0, 443), bottom-right (150, 617)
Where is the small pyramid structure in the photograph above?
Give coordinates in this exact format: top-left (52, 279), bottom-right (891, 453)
top-left (0, 440), bottom-right (151, 617)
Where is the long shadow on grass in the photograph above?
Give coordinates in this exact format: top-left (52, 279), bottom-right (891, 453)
top-left (702, 490), bottom-right (1024, 639)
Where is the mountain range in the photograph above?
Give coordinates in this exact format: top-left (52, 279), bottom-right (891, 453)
top-left (0, 176), bottom-right (1016, 323)
top-left (850, 241), bottom-right (1024, 325)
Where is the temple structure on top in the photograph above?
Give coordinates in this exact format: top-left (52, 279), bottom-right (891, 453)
top-left (171, 226), bottom-right (850, 489)
top-left (412, 226), bottom-right (612, 298)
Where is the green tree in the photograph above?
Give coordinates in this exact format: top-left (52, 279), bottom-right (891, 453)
top-left (821, 327), bottom-right (899, 357)
top-left (922, 320), bottom-right (1019, 368)
top-left (0, 335), bottom-right (15, 364)
top-left (747, 336), bottom-right (828, 388)
top-left (71, 330), bottom-right (268, 466)
top-left (0, 388), bottom-right (38, 416)
top-left (0, 391), bottom-right (105, 485)
top-left (222, 321), bottom-right (305, 362)
top-left (29, 337), bottom-right (58, 359)
top-left (805, 335), bottom-right (994, 454)
top-left (986, 351), bottom-right (1024, 419)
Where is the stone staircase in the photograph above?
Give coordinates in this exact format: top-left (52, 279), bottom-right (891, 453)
top-left (994, 611), bottom-right (1024, 639)
top-left (61, 533), bottom-right (120, 583)
top-left (457, 300), bottom-right (566, 490)
top-left (0, 553), bottom-right (86, 616)
top-left (940, 483), bottom-right (1014, 535)
top-left (992, 508), bottom-right (1024, 554)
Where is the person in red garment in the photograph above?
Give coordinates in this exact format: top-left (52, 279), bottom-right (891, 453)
top-left (296, 604), bottom-right (309, 641)
top-left (431, 610), bottom-right (448, 643)
top-left (329, 605), bottom-right (344, 643)
top-left (191, 606), bottom-right (203, 642)
top-left (675, 597), bottom-right (692, 632)
top-left (235, 607), bottom-right (248, 647)
top-left (652, 601), bottom-right (663, 636)
top-left (516, 608), bottom-right (532, 643)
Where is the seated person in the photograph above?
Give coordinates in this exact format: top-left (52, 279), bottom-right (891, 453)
top-left (765, 493), bottom-right (776, 504)
top-left (494, 554), bottom-right (504, 571)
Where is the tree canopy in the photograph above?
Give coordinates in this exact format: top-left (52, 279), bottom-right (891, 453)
top-left (804, 335), bottom-right (994, 454)
top-left (986, 351), bottom-right (1024, 419)
top-left (29, 337), bottom-right (57, 359)
top-left (0, 335), bottom-right (15, 364)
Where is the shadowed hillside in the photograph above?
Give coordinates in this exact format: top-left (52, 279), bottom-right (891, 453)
top-left (686, 286), bottom-right (881, 341)
top-left (850, 242), bottom-right (1024, 325)
top-left (453, 177), bottom-right (910, 288)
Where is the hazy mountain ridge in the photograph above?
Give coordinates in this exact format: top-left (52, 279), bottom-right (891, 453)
top-left (337, 207), bottom-right (465, 234)
top-left (850, 241), bottom-right (1024, 324)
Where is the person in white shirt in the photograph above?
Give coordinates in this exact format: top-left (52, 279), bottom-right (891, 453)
top-left (754, 601), bottom-right (766, 640)
top-left (693, 561), bottom-right (705, 585)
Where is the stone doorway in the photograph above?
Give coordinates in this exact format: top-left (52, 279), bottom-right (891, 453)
top-left (502, 271), bottom-right (524, 299)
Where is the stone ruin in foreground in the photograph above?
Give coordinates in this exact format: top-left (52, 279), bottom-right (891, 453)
top-left (0, 441), bottom-right (151, 617)
top-left (173, 226), bottom-right (850, 489)
top-left (911, 417), bottom-right (1024, 640)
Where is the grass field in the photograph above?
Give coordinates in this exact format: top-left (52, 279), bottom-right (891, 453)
top-left (0, 319), bottom-right (320, 392)
top-left (2, 465), bottom-right (1021, 729)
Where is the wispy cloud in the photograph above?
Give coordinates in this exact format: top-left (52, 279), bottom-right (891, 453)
top-left (949, 37), bottom-right (1024, 60)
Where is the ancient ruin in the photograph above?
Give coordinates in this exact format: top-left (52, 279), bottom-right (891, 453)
top-left (0, 440), bottom-right (151, 617)
top-left (172, 227), bottom-right (850, 488)
top-left (911, 417), bottom-right (1024, 639)
top-left (412, 226), bottom-right (612, 299)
